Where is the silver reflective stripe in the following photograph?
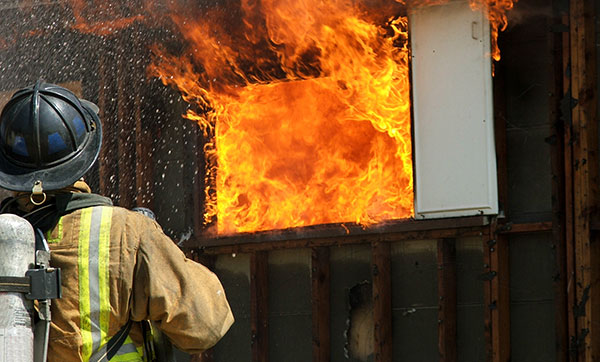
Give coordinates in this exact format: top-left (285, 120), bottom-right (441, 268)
top-left (115, 341), bottom-right (138, 355)
top-left (88, 207), bottom-right (104, 353)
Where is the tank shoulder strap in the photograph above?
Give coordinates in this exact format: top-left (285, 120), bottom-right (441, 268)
top-left (88, 320), bottom-right (133, 362)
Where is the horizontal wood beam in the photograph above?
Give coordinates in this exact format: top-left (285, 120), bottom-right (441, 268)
top-left (496, 222), bottom-right (552, 234)
top-left (194, 227), bottom-right (487, 255)
top-left (187, 221), bottom-right (556, 255)
top-left (187, 215), bottom-right (490, 248)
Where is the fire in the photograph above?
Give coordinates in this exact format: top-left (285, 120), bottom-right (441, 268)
top-left (149, 0), bottom-right (515, 234)
top-left (150, 1), bottom-right (413, 234)
top-left (64, 0), bottom-right (515, 234)
top-left (475, 0), bottom-right (516, 61)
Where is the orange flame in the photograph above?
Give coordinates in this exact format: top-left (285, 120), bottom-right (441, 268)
top-left (150, 0), bottom-right (516, 234)
top-left (150, 1), bottom-right (414, 234)
top-left (62, 0), bottom-right (513, 234)
top-left (474, 0), bottom-right (516, 61)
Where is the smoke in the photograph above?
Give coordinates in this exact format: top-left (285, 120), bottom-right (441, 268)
top-left (504, 2), bottom-right (553, 28)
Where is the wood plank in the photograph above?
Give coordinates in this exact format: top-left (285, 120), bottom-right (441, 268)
top-left (569, 0), bottom-right (599, 360)
top-left (193, 111), bottom-right (217, 235)
top-left (372, 241), bottom-right (392, 362)
top-left (116, 31), bottom-right (136, 208)
top-left (190, 222), bottom-right (558, 254)
top-left (483, 219), bottom-right (510, 362)
top-left (496, 222), bottom-right (553, 234)
top-left (561, 5), bottom-right (577, 360)
top-left (251, 251), bottom-right (269, 362)
top-left (130, 26), bottom-right (152, 209)
top-left (97, 50), bottom-right (118, 199)
top-left (490, 226), bottom-right (510, 362)
top-left (195, 227), bottom-right (486, 255)
top-left (482, 229), bottom-right (493, 362)
top-left (193, 124), bottom-right (205, 237)
top-left (185, 215), bottom-right (490, 248)
top-left (549, 1), bottom-right (568, 359)
top-left (437, 238), bottom-right (457, 362)
top-left (311, 247), bottom-right (330, 362)
top-left (134, 88), bottom-right (154, 208)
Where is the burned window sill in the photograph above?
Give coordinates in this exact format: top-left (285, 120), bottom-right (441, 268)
top-left (182, 215), bottom-right (493, 252)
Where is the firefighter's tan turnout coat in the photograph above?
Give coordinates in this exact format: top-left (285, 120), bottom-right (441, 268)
top-left (10, 186), bottom-right (235, 362)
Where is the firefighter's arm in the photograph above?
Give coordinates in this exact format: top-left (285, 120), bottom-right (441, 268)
top-left (130, 216), bottom-right (234, 353)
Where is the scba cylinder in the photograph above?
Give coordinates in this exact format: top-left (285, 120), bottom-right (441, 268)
top-left (0, 214), bottom-right (35, 362)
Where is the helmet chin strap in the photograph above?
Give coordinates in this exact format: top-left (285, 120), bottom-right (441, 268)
top-left (30, 181), bottom-right (46, 206)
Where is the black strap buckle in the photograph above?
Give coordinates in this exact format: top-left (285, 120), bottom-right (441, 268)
top-left (25, 268), bottom-right (62, 300)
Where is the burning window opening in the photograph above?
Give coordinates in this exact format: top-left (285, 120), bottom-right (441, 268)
top-left (64, 0), bottom-right (516, 235)
top-left (149, 0), bottom-right (414, 236)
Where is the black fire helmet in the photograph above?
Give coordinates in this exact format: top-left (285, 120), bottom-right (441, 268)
top-left (0, 81), bottom-right (102, 192)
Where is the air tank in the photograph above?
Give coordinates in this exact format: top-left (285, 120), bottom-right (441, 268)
top-left (0, 214), bottom-right (35, 362)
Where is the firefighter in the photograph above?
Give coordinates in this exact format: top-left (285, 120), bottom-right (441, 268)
top-left (0, 81), bottom-right (234, 362)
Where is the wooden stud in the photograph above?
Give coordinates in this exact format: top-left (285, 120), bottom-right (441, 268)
top-left (482, 228), bottom-right (493, 362)
top-left (97, 48), bottom-right (118, 199)
top-left (562, 7), bottom-right (577, 360)
top-left (311, 247), bottom-right (330, 362)
top-left (437, 238), bottom-right (457, 362)
top-left (251, 251), bottom-right (269, 362)
top-left (193, 123), bottom-right (207, 237)
top-left (482, 221), bottom-right (509, 362)
top-left (549, 1), bottom-right (568, 360)
top-left (116, 30), bottom-right (137, 208)
top-left (372, 241), bottom-right (392, 362)
top-left (490, 224), bottom-right (510, 362)
top-left (569, 0), bottom-right (599, 360)
top-left (135, 87), bottom-right (154, 208)
top-left (131, 25), bottom-right (151, 208)
top-left (489, 28), bottom-right (510, 361)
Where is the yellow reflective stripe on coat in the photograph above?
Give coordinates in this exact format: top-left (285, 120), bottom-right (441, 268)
top-left (78, 206), bottom-right (118, 360)
top-left (46, 218), bottom-right (62, 244)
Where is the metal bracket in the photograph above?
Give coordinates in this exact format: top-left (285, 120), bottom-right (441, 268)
top-left (496, 223), bottom-right (512, 233)
top-left (25, 268), bottom-right (61, 301)
top-left (479, 271), bottom-right (497, 281)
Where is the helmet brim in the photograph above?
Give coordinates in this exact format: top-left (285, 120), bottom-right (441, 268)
top-left (0, 104), bottom-right (102, 192)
